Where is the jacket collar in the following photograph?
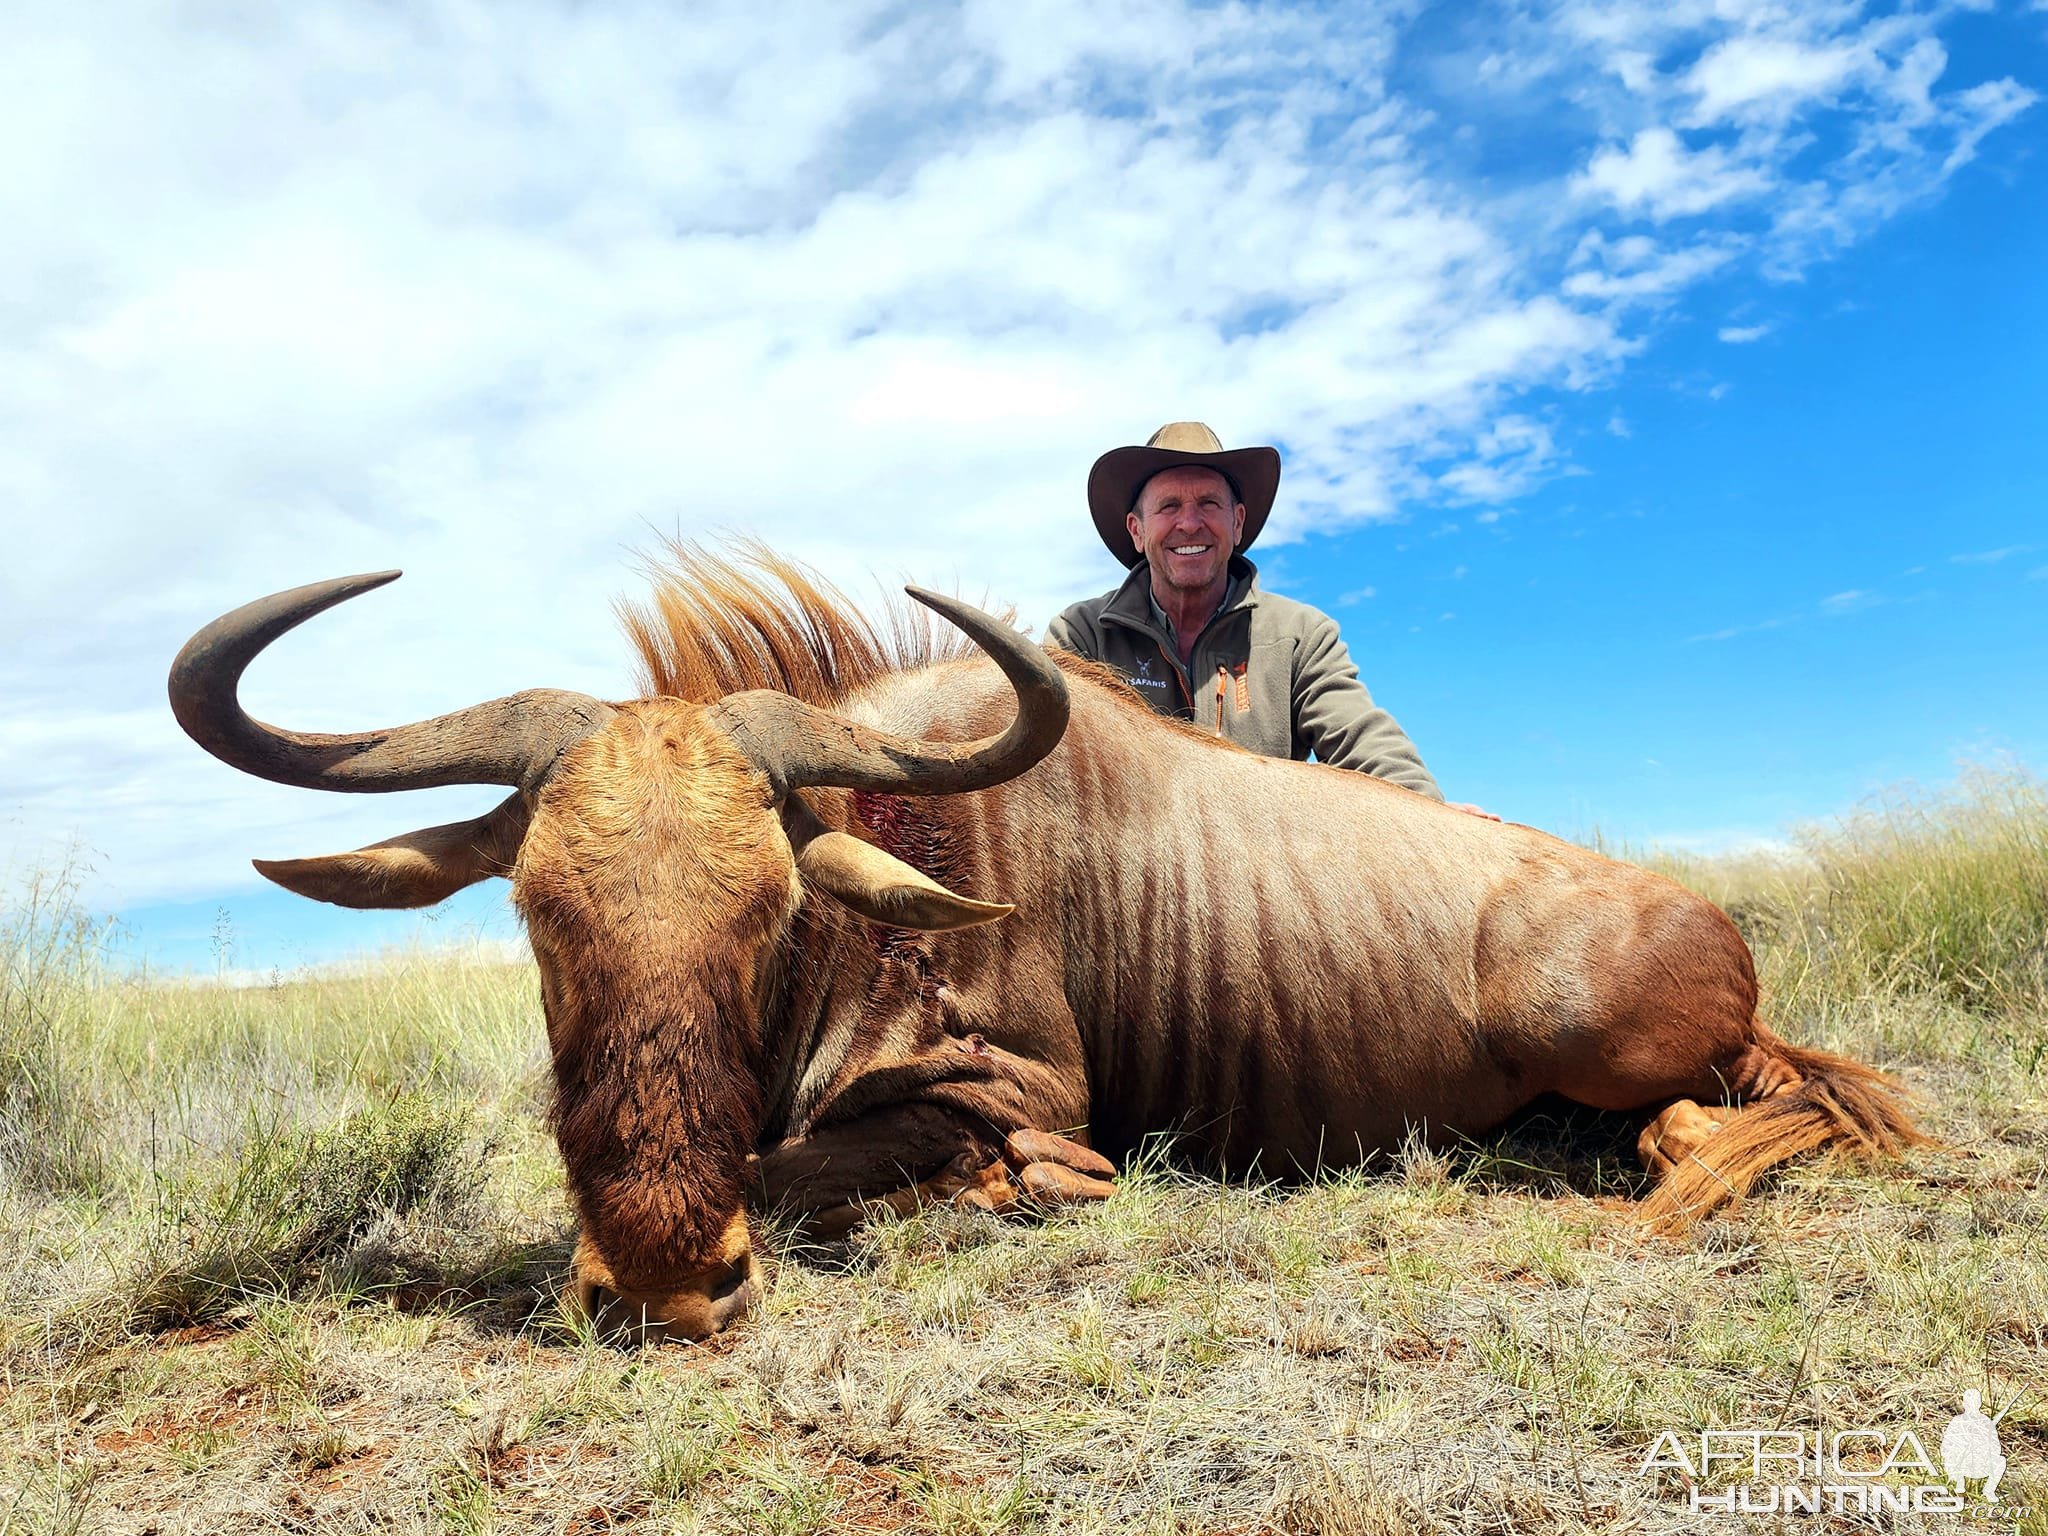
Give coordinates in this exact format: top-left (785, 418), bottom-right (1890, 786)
top-left (1101, 554), bottom-right (1261, 640)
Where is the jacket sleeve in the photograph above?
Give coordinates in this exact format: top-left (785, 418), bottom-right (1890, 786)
top-left (1043, 605), bottom-right (1093, 657)
top-left (1291, 615), bottom-right (1443, 799)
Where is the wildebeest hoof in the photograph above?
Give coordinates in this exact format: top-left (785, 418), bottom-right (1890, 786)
top-left (1001, 1128), bottom-right (1116, 1180)
top-left (925, 1150), bottom-right (1018, 1208)
top-left (950, 1158), bottom-right (1023, 1213)
top-left (1637, 1099), bottom-right (1729, 1180)
top-left (1016, 1160), bottom-right (1116, 1207)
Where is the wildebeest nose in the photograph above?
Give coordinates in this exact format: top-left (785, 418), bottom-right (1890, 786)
top-left (582, 1283), bottom-right (647, 1341)
top-left (701, 1252), bottom-right (761, 1331)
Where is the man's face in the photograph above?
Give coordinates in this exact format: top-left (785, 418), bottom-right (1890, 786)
top-left (1126, 467), bottom-right (1245, 595)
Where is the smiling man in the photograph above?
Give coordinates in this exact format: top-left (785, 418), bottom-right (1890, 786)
top-left (1045, 422), bottom-right (1444, 799)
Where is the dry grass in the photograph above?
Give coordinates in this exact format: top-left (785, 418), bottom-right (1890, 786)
top-left (3, 771), bottom-right (2045, 1534)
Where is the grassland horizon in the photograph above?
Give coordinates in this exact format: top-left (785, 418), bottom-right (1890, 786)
top-left (3, 765), bottom-right (2043, 1533)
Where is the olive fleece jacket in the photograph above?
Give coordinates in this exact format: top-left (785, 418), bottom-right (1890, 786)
top-left (1044, 557), bottom-right (1443, 800)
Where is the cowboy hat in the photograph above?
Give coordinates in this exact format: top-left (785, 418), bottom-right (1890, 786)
top-left (1087, 422), bottom-right (1282, 568)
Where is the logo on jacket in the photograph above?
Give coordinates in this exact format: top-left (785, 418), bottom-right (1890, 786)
top-left (1128, 656), bottom-right (1167, 689)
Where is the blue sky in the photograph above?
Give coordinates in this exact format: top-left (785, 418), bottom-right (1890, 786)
top-left (2, 0), bottom-right (2042, 975)
top-left (1285, 122), bottom-right (2048, 846)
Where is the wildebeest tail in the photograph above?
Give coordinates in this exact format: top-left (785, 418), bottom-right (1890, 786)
top-left (1641, 1026), bottom-right (1926, 1232)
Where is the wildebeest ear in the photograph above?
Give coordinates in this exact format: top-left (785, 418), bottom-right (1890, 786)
top-left (782, 796), bottom-right (1012, 931)
top-left (794, 830), bottom-right (1014, 930)
top-left (253, 792), bottom-right (530, 910)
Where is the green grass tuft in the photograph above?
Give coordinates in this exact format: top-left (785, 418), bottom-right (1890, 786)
top-left (0, 861), bottom-right (113, 1198)
top-left (128, 1092), bottom-right (477, 1330)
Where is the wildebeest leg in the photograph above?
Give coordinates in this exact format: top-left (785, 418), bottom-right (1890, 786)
top-left (803, 1151), bottom-right (1024, 1241)
top-left (800, 1132), bottom-right (1116, 1240)
top-left (1620, 1025), bottom-right (1920, 1228)
top-left (755, 1100), bottom-right (993, 1220)
top-left (755, 1106), bottom-right (1116, 1240)
top-left (1615, 1027), bottom-right (1802, 1189)
top-left (796, 1130), bottom-right (1117, 1240)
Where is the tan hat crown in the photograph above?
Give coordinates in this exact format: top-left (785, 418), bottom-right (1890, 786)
top-left (1145, 422), bottom-right (1227, 454)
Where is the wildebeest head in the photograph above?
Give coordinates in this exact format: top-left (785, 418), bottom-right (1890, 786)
top-left (169, 567), bottom-right (1067, 1342)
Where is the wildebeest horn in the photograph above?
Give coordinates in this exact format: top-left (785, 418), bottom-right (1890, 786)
top-left (169, 571), bottom-right (616, 794)
top-left (709, 586), bottom-right (1069, 797)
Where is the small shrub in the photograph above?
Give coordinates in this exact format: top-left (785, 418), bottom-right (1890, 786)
top-left (131, 1092), bottom-right (475, 1328)
top-left (1794, 767), bottom-right (2048, 1015)
top-left (0, 863), bottom-right (110, 1196)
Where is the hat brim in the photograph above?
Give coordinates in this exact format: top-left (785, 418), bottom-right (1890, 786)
top-left (1087, 445), bottom-right (1280, 568)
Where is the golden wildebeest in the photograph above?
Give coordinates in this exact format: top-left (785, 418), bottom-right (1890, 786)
top-left (170, 548), bottom-right (1920, 1341)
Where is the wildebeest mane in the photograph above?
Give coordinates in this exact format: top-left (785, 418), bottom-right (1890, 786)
top-left (619, 536), bottom-right (984, 707)
top-left (617, 536), bottom-right (1226, 758)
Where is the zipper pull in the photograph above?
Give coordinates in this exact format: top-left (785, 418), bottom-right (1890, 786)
top-left (1214, 664), bottom-right (1227, 732)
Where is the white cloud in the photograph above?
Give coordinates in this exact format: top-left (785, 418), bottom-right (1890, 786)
top-left (1548, 0), bottom-right (2035, 271)
top-left (1564, 234), bottom-right (1739, 302)
top-left (1573, 127), bottom-right (1773, 219)
top-left (1647, 827), bottom-right (1799, 860)
top-left (0, 0), bottom-right (2032, 915)
top-left (1705, 586), bottom-right (1887, 641)
top-left (1683, 36), bottom-right (1867, 127)
top-left (1689, 616), bottom-right (1790, 643)
top-left (1718, 323), bottom-right (1772, 343)
top-left (1940, 78), bottom-right (2037, 175)
top-left (1437, 416), bottom-right (1559, 502)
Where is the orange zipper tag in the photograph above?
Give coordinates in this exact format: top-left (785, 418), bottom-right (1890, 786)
top-left (1214, 665), bottom-right (1227, 732)
top-left (1156, 641), bottom-right (1191, 709)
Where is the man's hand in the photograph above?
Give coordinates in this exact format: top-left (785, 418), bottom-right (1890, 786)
top-left (1448, 802), bottom-right (1502, 821)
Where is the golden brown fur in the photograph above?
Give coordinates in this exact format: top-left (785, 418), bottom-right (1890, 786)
top-left (618, 536), bottom-right (976, 708)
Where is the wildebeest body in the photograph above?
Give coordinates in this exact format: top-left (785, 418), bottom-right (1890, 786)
top-left (171, 548), bottom-right (1920, 1340)
top-left (756, 657), bottom-right (1762, 1185)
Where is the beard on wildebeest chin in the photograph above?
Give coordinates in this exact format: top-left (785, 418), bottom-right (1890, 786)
top-left (539, 948), bottom-right (770, 1289)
